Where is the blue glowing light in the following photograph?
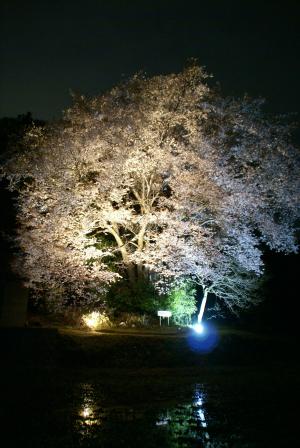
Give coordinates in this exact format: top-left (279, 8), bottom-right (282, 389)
top-left (193, 323), bottom-right (204, 334)
top-left (187, 322), bottom-right (219, 353)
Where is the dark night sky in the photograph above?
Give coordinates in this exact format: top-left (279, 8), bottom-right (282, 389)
top-left (1, 0), bottom-right (300, 120)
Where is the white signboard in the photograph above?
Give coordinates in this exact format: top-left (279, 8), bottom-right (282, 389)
top-left (157, 311), bottom-right (172, 318)
top-left (157, 310), bottom-right (172, 326)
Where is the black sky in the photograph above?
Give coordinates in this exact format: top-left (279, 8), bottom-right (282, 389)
top-left (1, 0), bottom-right (300, 120)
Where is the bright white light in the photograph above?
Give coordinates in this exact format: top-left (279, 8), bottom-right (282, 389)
top-left (82, 310), bottom-right (110, 330)
top-left (82, 311), bottom-right (100, 330)
top-left (193, 323), bottom-right (204, 334)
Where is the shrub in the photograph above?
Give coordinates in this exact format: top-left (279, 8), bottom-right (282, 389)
top-left (166, 281), bottom-right (197, 326)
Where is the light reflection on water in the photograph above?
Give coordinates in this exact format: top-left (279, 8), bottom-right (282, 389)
top-left (155, 385), bottom-right (212, 446)
top-left (77, 384), bottom-right (101, 431)
top-left (75, 383), bottom-right (226, 447)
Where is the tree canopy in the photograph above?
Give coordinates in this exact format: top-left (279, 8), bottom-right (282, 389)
top-left (1, 64), bottom-right (299, 313)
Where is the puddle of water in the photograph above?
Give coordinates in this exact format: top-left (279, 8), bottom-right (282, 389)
top-left (1, 369), bottom-right (298, 447)
top-left (74, 382), bottom-right (241, 447)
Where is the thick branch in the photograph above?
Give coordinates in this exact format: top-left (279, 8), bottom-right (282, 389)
top-left (137, 219), bottom-right (149, 251)
top-left (106, 224), bottom-right (129, 263)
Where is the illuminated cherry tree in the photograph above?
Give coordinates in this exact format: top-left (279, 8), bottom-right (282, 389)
top-left (1, 65), bottom-right (299, 313)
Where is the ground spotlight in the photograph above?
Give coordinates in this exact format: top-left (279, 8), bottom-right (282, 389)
top-left (187, 322), bottom-right (219, 353)
top-left (193, 323), bottom-right (204, 334)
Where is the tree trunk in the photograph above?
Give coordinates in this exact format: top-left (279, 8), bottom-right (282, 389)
top-left (198, 288), bottom-right (208, 323)
top-left (126, 263), bottom-right (136, 285)
top-left (138, 263), bottom-right (148, 280)
top-left (126, 263), bottom-right (148, 285)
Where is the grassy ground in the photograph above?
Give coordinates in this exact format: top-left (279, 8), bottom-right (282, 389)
top-left (1, 323), bottom-right (298, 370)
